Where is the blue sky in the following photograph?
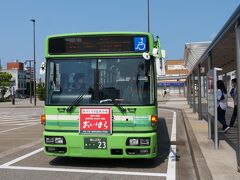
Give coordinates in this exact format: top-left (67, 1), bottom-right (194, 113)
top-left (0, 0), bottom-right (239, 74)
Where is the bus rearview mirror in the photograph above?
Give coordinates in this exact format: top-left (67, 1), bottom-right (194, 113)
top-left (142, 52), bottom-right (150, 60)
top-left (40, 62), bottom-right (46, 75)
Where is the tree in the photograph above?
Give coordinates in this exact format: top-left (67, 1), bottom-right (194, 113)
top-left (0, 72), bottom-right (12, 99)
top-left (37, 82), bottom-right (45, 101)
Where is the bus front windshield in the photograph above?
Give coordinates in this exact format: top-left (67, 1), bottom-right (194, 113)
top-left (46, 58), bottom-right (154, 106)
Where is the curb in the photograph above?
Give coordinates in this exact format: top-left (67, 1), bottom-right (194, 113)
top-left (181, 110), bottom-right (213, 180)
top-left (159, 105), bottom-right (213, 180)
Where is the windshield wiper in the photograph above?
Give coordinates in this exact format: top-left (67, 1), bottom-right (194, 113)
top-left (66, 89), bottom-right (88, 113)
top-left (99, 98), bottom-right (126, 113)
top-left (113, 99), bottom-right (126, 114)
top-left (100, 99), bottom-right (112, 104)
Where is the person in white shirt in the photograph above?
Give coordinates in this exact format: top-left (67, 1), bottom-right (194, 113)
top-left (217, 80), bottom-right (229, 133)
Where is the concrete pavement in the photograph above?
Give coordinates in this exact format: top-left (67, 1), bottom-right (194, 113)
top-left (159, 94), bottom-right (240, 180)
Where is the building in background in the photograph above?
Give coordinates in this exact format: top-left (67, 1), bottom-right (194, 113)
top-left (7, 61), bottom-right (24, 70)
top-left (0, 60), bottom-right (27, 97)
top-left (165, 60), bottom-right (189, 76)
top-left (157, 59), bottom-right (189, 94)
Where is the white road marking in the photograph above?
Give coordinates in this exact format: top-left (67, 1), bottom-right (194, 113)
top-left (0, 120), bottom-right (38, 124)
top-left (171, 112), bottom-right (177, 142)
top-left (0, 112), bottom-right (35, 116)
top-left (0, 148), bottom-right (44, 167)
top-left (167, 145), bottom-right (177, 180)
top-left (0, 139), bottom-right (42, 159)
top-left (0, 166), bottom-right (167, 177)
top-left (159, 109), bottom-right (176, 180)
top-left (0, 114), bottom-right (39, 118)
top-left (0, 112), bottom-right (39, 128)
top-left (0, 118), bottom-right (38, 121)
top-left (0, 114), bottom-right (38, 117)
top-left (0, 123), bottom-right (39, 134)
top-left (0, 148), bottom-right (167, 177)
top-left (3, 122), bottom-right (39, 126)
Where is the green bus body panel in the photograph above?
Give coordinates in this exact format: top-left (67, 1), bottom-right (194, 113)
top-left (44, 106), bottom-right (157, 131)
top-left (43, 32), bottom-right (159, 158)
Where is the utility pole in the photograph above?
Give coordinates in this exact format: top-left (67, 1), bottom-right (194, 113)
top-left (30, 19), bottom-right (36, 106)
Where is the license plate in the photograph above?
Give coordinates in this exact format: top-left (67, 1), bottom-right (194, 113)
top-left (84, 137), bottom-right (107, 149)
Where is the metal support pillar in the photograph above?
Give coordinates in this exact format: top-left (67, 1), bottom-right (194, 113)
top-left (30, 19), bottom-right (36, 106)
top-left (235, 19), bottom-right (240, 172)
top-left (192, 71), bottom-right (196, 113)
top-left (29, 60), bottom-right (32, 104)
top-left (198, 65), bottom-right (202, 120)
top-left (187, 76), bottom-right (190, 103)
top-left (224, 73), bottom-right (228, 105)
top-left (207, 51), bottom-right (213, 122)
top-left (189, 74), bottom-right (193, 108)
top-left (208, 51), bottom-right (213, 70)
top-left (183, 81), bottom-right (186, 97)
top-left (204, 76), bottom-right (207, 98)
top-left (11, 86), bottom-right (15, 105)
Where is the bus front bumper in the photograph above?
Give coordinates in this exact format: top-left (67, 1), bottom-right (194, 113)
top-left (43, 131), bottom-right (157, 159)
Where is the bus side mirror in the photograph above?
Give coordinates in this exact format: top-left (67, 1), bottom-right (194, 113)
top-left (142, 52), bottom-right (150, 60)
top-left (40, 62), bottom-right (46, 75)
top-left (152, 48), bottom-right (159, 58)
top-left (161, 49), bottom-right (166, 58)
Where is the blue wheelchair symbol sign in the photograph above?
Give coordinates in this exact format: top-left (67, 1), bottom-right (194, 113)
top-left (134, 37), bottom-right (147, 52)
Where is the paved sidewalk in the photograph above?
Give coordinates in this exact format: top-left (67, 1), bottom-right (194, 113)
top-left (0, 98), bottom-right (44, 108)
top-left (159, 95), bottom-right (240, 179)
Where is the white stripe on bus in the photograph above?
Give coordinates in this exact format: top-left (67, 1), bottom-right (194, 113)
top-left (46, 115), bottom-right (79, 121)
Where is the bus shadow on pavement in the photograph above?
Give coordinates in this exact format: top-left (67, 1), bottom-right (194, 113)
top-left (49, 117), bottom-right (170, 169)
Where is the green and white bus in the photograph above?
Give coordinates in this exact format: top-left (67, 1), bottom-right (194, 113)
top-left (41, 32), bottom-right (161, 158)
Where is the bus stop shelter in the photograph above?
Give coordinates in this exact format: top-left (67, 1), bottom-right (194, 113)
top-left (184, 5), bottom-right (240, 171)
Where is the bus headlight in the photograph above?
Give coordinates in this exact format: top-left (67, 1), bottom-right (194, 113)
top-left (139, 138), bottom-right (150, 146)
top-left (55, 137), bottom-right (64, 144)
top-left (128, 138), bottom-right (139, 146)
top-left (45, 136), bottom-right (66, 145)
top-left (127, 138), bottom-right (150, 146)
top-left (45, 137), bottom-right (54, 144)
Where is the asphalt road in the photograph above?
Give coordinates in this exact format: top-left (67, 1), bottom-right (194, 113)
top-left (0, 106), bottom-right (197, 180)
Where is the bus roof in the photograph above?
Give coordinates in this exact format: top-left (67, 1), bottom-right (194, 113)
top-left (46, 32), bottom-right (153, 39)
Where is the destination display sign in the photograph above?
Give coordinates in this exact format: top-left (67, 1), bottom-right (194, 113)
top-left (48, 35), bottom-right (148, 54)
top-left (79, 107), bottom-right (112, 134)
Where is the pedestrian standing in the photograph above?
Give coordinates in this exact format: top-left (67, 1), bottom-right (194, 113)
top-left (229, 78), bottom-right (237, 127)
top-left (163, 88), bottom-right (167, 97)
top-left (217, 80), bottom-right (230, 133)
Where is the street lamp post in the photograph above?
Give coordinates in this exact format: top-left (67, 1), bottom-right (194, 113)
top-left (147, 0), bottom-right (150, 32)
top-left (30, 19), bottom-right (36, 106)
